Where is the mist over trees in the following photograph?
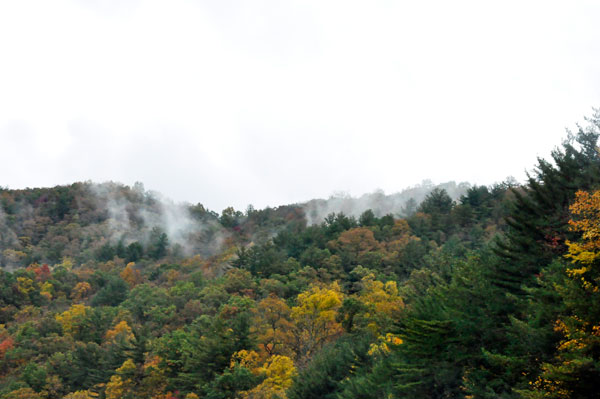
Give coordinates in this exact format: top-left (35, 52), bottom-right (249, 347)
top-left (0, 112), bottom-right (599, 398)
top-left (302, 180), bottom-right (472, 224)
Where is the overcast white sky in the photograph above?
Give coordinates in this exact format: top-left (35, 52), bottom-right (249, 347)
top-left (1, 0), bottom-right (599, 211)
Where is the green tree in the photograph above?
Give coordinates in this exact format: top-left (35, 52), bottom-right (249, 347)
top-left (148, 228), bottom-right (169, 260)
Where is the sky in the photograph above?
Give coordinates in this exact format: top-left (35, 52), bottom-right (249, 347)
top-left (1, 0), bottom-right (599, 212)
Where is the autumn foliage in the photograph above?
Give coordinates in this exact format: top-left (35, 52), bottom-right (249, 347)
top-left (0, 118), bottom-right (598, 399)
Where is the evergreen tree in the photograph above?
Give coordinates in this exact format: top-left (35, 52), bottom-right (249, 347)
top-left (494, 115), bottom-right (600, 293)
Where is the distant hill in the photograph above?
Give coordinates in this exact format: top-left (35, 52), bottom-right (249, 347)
top-left (0, 182), bottom-right (226, 268)
top-left (0, 181), bottom-right (307, 269)
top-left (0, 179), bottom-right (496, 269)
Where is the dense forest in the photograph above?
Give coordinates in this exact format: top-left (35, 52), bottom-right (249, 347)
top-left (0, 112), bottom-right (599, 398)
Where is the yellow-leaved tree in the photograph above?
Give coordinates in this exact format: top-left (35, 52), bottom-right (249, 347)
top-left (105, 359), bottom-right (137, 399)
top-left (2, 387), bottom-right (44, 399)
top-left (526, 190), bottom-right (600, 398)
top-left (62, 391), bottom-right (98, 399)
top-left (16, 277), bottom-right (35, 296)
top-left (39, 281), bottom-right (53, 301)
top-left (239, 355), bottom-right (296, 399)
top-left (71, 282), bottom-right (92, 302)
top-left (55, 304), bottom-right (90, 336)
top-left (105, 320), bottom-right (134, 342)
top-left (565, 190), bottom-right (600, 269)
top-left (290, 282), bottom-right (343, 364)
top-left (356, 273), bottom-right (404, 334)
top-left (138, 355), bottom-right (168, 399)
top-left (230, 350), bottom-right (296, 399)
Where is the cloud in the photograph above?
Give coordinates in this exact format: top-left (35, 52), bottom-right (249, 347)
top-left (302, 180), bottom-right (472, 224)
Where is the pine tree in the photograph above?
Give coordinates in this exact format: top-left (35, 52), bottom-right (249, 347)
top-left (493, 113), bottom-right (600, 293)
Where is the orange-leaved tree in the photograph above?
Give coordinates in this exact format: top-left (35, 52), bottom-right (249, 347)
top-left (253, 294), bottom-right (294, 358)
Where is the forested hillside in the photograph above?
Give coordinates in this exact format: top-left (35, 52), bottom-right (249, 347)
top-left (0, 113), bottom-right (599, 398)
